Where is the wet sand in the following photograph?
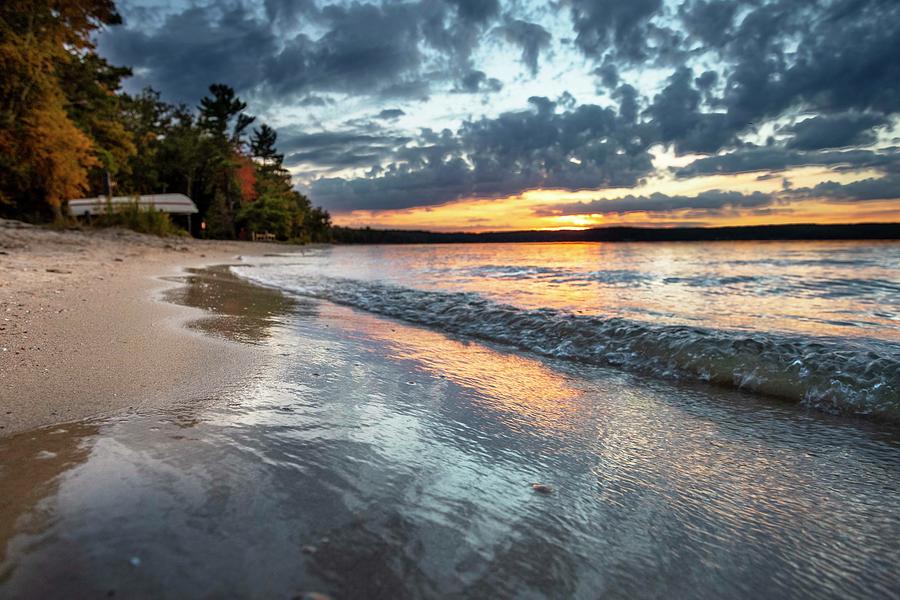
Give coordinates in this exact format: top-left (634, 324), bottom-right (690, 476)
top-left (0, 219), bottom-right (297, 437)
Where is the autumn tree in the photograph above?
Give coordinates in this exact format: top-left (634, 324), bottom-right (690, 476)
top-left (235, 123), bottom-right (331, 242)
top-left (0, 2), bottom-right (333, 240)
top-left (0, 0), bottom-right (124, 218)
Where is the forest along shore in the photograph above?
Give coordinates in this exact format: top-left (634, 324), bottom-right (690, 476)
top-left (0, 219), bottom-right (296, 437)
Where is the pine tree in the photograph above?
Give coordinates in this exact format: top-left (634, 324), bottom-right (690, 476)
top-left (198, 84), bottom-right (249, 140)
top-left (250, 124), bottom-right (284, 168)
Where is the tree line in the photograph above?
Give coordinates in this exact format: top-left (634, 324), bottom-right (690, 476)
top-left (0, 0), bottom-right (331, 241)
top-left (333, 224), bottom-right (900, 244)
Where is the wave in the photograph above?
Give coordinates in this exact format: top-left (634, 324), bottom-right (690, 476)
top-left (431, 264), bottom-right (655, 286)
top-left (429, 264), bottom-right (900, 304)
top-left (233, 268), bottom-right (900, 421)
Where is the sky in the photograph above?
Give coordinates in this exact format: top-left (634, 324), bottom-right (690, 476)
top-left (97, 0), bottom-right (900, 231)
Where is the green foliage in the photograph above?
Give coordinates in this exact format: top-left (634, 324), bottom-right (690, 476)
top-left (198, 84), bottom-right (253, 143)
top-left (93, 199), bottom-right (184, 237)
top-left (205, 189), bottom-right (236, 239)
top-left (57, 52), bottom-right (135, 182)
top-left (0, 4), bottom-right (332, 240)
top-left (236, 193), bottom-right (294, 240)
top-left (304, 206), bottom-right (333, 243)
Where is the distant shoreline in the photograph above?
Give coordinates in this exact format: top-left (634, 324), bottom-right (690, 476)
top-left (332, 222), bottom-right (900, 244)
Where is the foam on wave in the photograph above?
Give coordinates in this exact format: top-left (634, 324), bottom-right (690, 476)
top-left (234, 268), bottom-right (900, 421)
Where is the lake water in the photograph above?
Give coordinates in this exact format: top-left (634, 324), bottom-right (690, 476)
top-left (1, 242), bottom-right (899, 599)
top-left (236, 241), bottom-right (900, 419)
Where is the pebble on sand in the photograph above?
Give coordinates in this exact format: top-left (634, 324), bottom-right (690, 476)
top-left (530, 483), bottom-right (554, 494)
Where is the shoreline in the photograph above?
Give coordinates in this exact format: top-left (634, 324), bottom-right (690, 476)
top-left (0, 220), bottom-right (301, 438)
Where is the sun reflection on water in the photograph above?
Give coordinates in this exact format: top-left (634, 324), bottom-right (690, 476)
top-left (345, 309), bottom-right (583, 434)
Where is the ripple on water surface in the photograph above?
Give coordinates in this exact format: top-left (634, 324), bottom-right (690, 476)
top-left (1, 295), bottom-right (899, 599)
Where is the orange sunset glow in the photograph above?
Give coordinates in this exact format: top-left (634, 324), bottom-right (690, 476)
top-left (331, 165), bottom-right (900, 232)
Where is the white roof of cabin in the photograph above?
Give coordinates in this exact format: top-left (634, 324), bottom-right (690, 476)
top-left (67, 194), bottom-right (198, 216)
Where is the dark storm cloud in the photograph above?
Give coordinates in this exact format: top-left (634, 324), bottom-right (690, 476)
top-left (100, 0), bottom-right (504, 104)
top-left (263, 0), bottom-right (319, 25)
top-left (691, 0), bottom-right (900, 150)
top-left (452, 70), bottom-right (503, 94)
top-left (677, 0), bottom-right (742, 48)
top-left (787, 146), bottom-right (900, 203)
top-left (675, 143), bottom-right (900, 205)
top-left (296, 95), bottom-right (333, 107)
top-left (446, 0), bottom-right (501, 23)
top-left (593, 63), bottom-right (619, 90)
top-left (263, 1), bottom-right (432, 100)
top-left (646, 67), bottom-right (734, 153)
top-left (99, 5), bottom-right (278, 102)
top-left (565, 0), bottom-right (900, 154)
top-left (307, 0), bottom-right (900, 212)
top-left (534, 190), bottom-right (774, 217)
top-left (376, 109), bottom-right (406, 120)
top-left (787, 174), bottom-right (900, 203)
top-left (309, 97), bottom-right (655, 211)
top-left (675, 146), bottom-right (900, 178)
top-left (495, 18), bottom-right (552, 76)
top-left (282, 129), bottom-right (412, 172)
top-left (99, 0), bottom-right (900, 214)
top-left (784, 113), bottom-right (889, 151)
top-left (566, 0), bottom-right (666, 63)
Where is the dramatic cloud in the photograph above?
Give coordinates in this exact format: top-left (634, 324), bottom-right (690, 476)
top-left (376, 109), bottom-right (406, 120)
top-left (495, 18), bottom-right (552, 75)
top-left (567, 0), bottom-right (667, 63)
top-left (282, 129), bottom-right (412, 172)
top-left (98, 0), bottom-right (900, 222)
top-left (101, 0), bottom-right (505, 104)
top-left (788, 174), bottom-right (900, 203)
top-left (784, 113), bottom-right (889, 151)
top-left (100, 5), bottom-right (278, 103)
top-left (675, 147), bottom-right (900, 178)
top-left (646, 67), bottom-right (733, 153)
top-left (309, 96), bottom-right (655, 211)
top-left (452, 70), bottom-right (503, 94)
top-left (535, 190), bottom-right (774, 217)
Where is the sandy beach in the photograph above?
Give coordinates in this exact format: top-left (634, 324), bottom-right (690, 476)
top-left (0, 219), bottom-right (292, 438)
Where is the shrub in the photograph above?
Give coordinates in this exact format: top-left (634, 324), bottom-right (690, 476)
top-left (93, 198), bottom-right (185, 236)
top-left (236, 193), bottom-right (294, 240)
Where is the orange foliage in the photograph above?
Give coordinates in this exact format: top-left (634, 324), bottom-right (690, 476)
top-left (0, 0), bottom-right (121, 213)
top-left (23, 92), bottom-right (98, 207)
top-left (235, 154), bottom-right (258, 203)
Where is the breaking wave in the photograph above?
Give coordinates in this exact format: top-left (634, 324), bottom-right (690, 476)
top-left (234, 268), bottom-right (900, 421)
